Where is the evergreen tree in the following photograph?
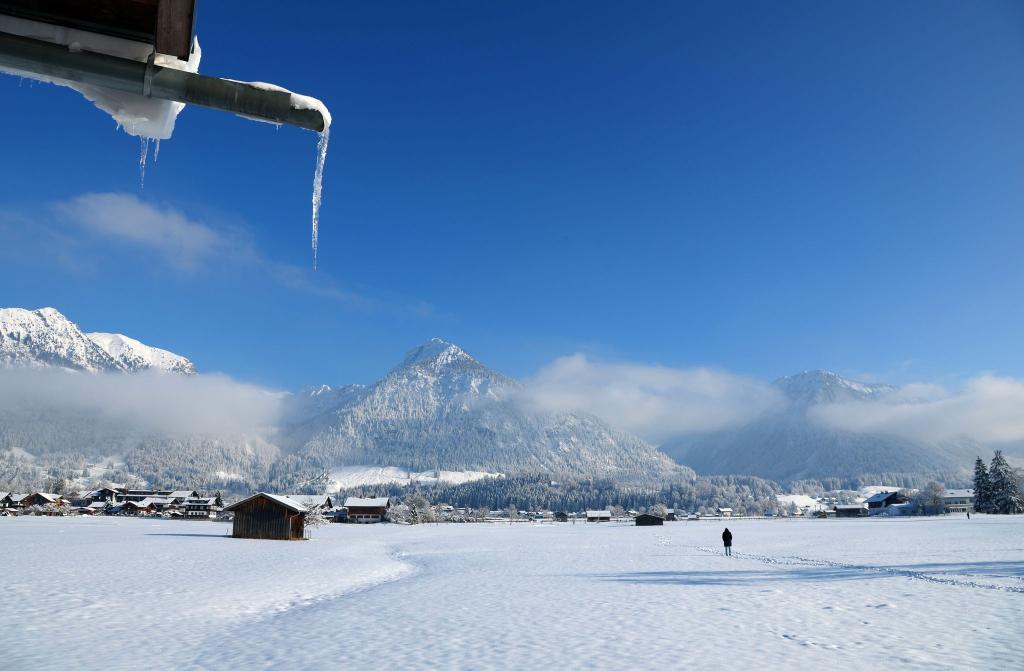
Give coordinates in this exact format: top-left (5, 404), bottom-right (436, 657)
top-left (973, 457), bottom-right (992, 513)
top-left (989, 451), bottom-right (1024, 515)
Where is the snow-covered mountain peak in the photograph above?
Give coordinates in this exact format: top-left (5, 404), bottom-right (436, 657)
top-left (773, 369), bottom-right (895, 405)
top-left (286, 338), bottom-right (686, 484)
top-left (86, 332), bottom-right (196, 375)
top-left (0, 306), bottom-right (194, 375)
top-left (33, 306), bottom-right (68, 322)
top-left (399, 338), bottom-right (475, 369)
top-left (1, 307), bottom-right (115, 372)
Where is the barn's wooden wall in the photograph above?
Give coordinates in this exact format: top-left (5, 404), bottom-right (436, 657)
top-left (231, 497), bottom-right (301, 540)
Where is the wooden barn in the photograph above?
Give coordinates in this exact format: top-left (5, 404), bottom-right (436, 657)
top-left (553, 511), bottom-right (569, 522)
top-left (224, 493), bottom-right (307, 540)
top-left (834, 503), bottom-right (869, 518)
top-left (635, 513), bottom-right (665, 526)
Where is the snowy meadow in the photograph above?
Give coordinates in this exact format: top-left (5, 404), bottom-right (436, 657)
top-left (2, 515), bottom-right (1021, 670)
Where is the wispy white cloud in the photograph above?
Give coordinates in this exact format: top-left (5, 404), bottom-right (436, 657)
top-left (54, 193), bottom-right (231, 271)
top-left (810, 374), bottom-right (1024, 444)
top-left (0, 367), bottom-right (282, 436)
top-left (520, 354), bottom-right (785, 443)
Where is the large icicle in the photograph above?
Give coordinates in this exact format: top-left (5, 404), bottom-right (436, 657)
top-left (310, 124), bottom-right (330, 269)
top-left (264, 88), bottom-right (332, 269)
top-left (139, 137), bottom-right (149, 189)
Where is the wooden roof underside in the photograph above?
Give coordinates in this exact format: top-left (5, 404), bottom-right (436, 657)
top-left (0, 0), bottom-right (196, 59)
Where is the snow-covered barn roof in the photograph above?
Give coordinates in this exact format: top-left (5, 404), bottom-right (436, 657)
top-left (585, 510), bottom-right (611, 517)
top-left (835, 504), bottom-right (868, 510)
top-left (224, 493), bottom-right (307, 513)
top-left (344, 497), bottom-right (390, 507)
top-left (865, 491), bottom-right (900, 503)
top-left (943, 489), bottom-right (974, 499)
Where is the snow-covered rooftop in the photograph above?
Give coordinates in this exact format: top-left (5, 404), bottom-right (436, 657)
top-left (224, 493), bottom-right (307, 513)
top-left (943, 489), bottom-right (974, 499)
top-left (344, 497), bottom-right (390, 508)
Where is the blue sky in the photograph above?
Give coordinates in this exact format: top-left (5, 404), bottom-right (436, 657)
top-left (2, 1), bottom-right (1023, 390)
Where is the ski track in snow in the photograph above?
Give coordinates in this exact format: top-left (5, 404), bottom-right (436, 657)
top-left (684, 543), bottom-right (1024, 593)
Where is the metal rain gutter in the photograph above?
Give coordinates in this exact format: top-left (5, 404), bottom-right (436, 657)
top-left (0, 30), bottom-right (325, 132)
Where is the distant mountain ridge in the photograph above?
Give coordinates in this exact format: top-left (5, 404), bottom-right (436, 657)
top-left (0, 307), bottom-right (980, 490)
top-left (0, 326), bottom-right (690, 491)
top-left (661, 369), bottom-right (975, 483)
top-left (773, 370), bottom-right (896, 405)
top-left (0, 307), bottom-right (195, 374)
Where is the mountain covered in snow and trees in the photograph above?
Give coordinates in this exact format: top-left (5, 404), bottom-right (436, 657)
top-left (279, 339), bottom-right (688, 487)
top-left (0, 307), bottom-right (989, 496)
top-left (0, 307), bottom-right (195, 374)
top-left (0, 309), bottom-right (687, 492)
top-left (661, 369), bottom-right (979, 485)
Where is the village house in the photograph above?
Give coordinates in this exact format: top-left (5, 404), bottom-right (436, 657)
top-left (137, 497), bottom-right (176, 512)
top-left (635, 513), bottom-right (664, 526)
top-left (184, 497), bottom-right (217, 519)
top-left (86, 488), bottom-right (118, 503)
top-left (344, 497), bottom-right (391, 523)
top-left (553, 511), bottom-right (569, 522)
top-left (224, 493), bottom-right (307, 540)
top-left (717, 508), bottom-right (733, 518)
top-left (586, 510), bottom-right (611, 522)
top-left (0, 492), bottom-right (19, 508)
top-left (834, 503), bottom-right (869, 517)
top-left (165, 490), bottom-right (200, 505)
top-left (20, 493), bottom-right (64, 508)
top-left (942, 489), bottom-right (974, 514)
top-left (866, 491), bottom-right (909, 510)
top-left (115, 489), bottom-right (157, 503)
top-left (114, 488), bottom-right (197, 503)
top-left (664, 509), bottom-right (677, 522)
top-left (121, 500), bottom-right (156, 516)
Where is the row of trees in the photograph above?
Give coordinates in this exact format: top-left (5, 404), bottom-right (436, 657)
top-left (973, 451), bottom-right (1024, 514)
top-left (335, 474), bottom-right (783, 516)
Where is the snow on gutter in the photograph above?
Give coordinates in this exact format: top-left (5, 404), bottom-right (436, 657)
top-left (0, 14), bottom-right (332, 265)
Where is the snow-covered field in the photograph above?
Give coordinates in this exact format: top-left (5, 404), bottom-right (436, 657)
top-left (2, 516), bottom-right (1021, 669)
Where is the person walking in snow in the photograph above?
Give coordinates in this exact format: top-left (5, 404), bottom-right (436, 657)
top-left (722, 527), bottom-right (733, 556)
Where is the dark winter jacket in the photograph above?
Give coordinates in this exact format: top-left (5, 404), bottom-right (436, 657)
top-left (722, 529), bottom-right (732, 547)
